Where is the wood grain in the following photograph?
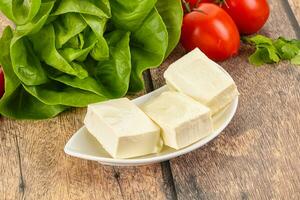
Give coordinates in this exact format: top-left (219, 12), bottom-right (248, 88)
top-left (288, 0), bottom-right (300, 25)
top-left (0, 14), bottom-right (22, 200)
top-left (1, 0), bottom-right (300, 199)
top-left (1, 109), bottom-right (174, 200)
top-left (0, 119), bottom-right (23, 200)
top-left (150, 0), bottom-right (300, 199)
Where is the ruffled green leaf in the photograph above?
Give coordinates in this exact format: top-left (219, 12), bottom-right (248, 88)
top-left (156, 0), bottom-right (183, 57)
top-left (54, 13), bottom-right (87, 48)
top-left (29, 24), bottom-right (88, 79)
top-left (13, 1), bottom-right (55, 40)
top-left (129, 8), bottom-right (168, 92)
top-left (9, 2), bottom-right (55, 86)
top-left (110, 0), bottom-right (157, 31)
top-left (94, 30), bottom-right (131, 97)
top-left (52, 0), bottom-right (110, 18)
top-left (23, 80), bottom-right (106, 107)
top-left (49, 71), bottom-right (111, 98)
top-left (0, 27), bottom-right (67, 119)
top-left (0, 0), bottom-right (183, 119)
top-left (10, 37), bottom-right (48, 85)
top-left (0, 0), bottom-right (41, 25)
top-left (0, 27), bottom-right (20, 96)
top-left (82, 14), bottom-right (109, 60)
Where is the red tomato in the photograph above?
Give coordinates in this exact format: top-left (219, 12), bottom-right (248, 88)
top-left (181, 3), bottom-right (240, 61)
top-left (0, 67), bottom-right (4, 98)
top-left (221, 0), bottom-right (270, 35)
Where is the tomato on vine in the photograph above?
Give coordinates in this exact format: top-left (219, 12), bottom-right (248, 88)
top-left (220, 0), bottom-right (270, 35)
top-left (181, 3), bottom-right (240, 61)
top-left (183, 0), bottom-right (270, 35)
top-left (182, 0), bottom-right (212, 13)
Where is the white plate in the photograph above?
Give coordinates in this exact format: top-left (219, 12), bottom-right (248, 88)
top-left (64, 86), bottom-right (238, 166)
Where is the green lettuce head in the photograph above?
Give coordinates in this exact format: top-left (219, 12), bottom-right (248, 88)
top-left (0, 0), bottom-right (182, 119)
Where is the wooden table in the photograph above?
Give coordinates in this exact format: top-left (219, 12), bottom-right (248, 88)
top-left (1, 1), bottom-right (300, 199)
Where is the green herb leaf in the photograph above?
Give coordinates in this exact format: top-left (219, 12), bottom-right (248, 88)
top-left (245, 35), bottom-right (300, 66)
top-left (248, 48), bottom-right (268, 66)
top-left (266, 45), bottom-right (280, 63)
top-left (291, 53), bottom-right (300, 65)
top-left (281, 43), bottom-right (299, 59)
top-left (245, 35), bottom-right (273, 45)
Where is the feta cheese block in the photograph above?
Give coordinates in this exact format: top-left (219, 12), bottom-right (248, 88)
top-left (164, 48), bottom-right (239, 115)
top-left (84, 98), bottom-right (163, 159)
top-left (141, 91), bottom-right (213, 149)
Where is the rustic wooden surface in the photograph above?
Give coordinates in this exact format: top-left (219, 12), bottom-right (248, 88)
top-left (151, 0), bottom-right (300, 199)
top-left (288, 0), bottom-right (300, 24)
top-left (0, 0), bottom-right (300, 200)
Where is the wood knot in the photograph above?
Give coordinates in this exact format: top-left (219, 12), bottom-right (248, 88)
top-left (114, 171), bottom-right (120, 179)
top-left (19, 181), bottom-right (25, 193)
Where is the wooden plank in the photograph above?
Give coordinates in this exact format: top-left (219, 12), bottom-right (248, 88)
top-left (0, 119), bottom-right (23, 200)
top-left (150, 0), bottom-right (300, 199)
top-left (1, 110), bottom-right (174, 200)
top-left (288, 0), bottom-right (300, 25)
top-left (0, 15), bottom-right (22, 200)
top-left (0, 15), bottom-right (174, 200)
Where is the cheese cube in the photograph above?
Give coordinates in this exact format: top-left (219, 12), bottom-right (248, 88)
top-left (164, 48), bottom-right (239, 115)
top-left (141, 91), bottom-right (213, 149)
top-left (84, 98), bottom-right (162, 158)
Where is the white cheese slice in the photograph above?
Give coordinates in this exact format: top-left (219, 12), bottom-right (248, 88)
top-left (84, 98), bottom-right (162, 159)
top-left (141, 91), bottom-right (213, 149)
top-left (164, 48), bottom-right (239, 115)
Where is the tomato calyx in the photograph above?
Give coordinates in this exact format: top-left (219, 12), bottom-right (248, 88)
top-left (182, 0), bottom-right (192, 13)
top-left (182, 0), bottom-right (207, 14)
top-left (215, 0), bottom-right (229, 8)
top-left (182, 0), bottom-right (229, 14)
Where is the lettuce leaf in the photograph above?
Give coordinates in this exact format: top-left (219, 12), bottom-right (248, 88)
top-left (110, 0), bottom-right (157, 31)
top-left (0, 27), bottom-right (67, 119)
top-left (129, 8), bottom-right (168, 92)
top-left (51, 0), bottom-right (111, 18)
top-left (0, 0), bottom-right (41, 25)
top-left (94, 30), bottom-right (131, 97)
top-left (0, 0), bottom-right (182, 119)
top-left (156, 0), bottom-right (183, 57)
